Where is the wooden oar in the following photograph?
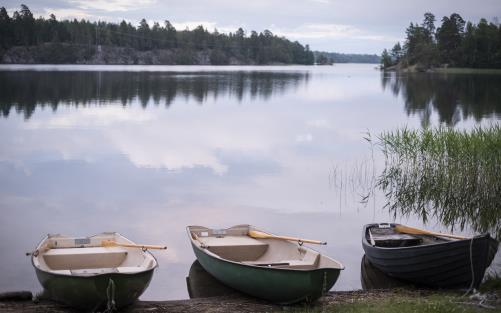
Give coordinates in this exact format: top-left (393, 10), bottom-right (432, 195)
top-left (394, 225), bottom-right (467, 240)
top-left (248, 230), bottom-right (326, 245)
top-left (101, 240), bottom-right (167, 250)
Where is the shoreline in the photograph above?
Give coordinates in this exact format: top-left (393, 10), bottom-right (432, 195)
top-left (382, 64), bottom-right (501, 74)
top-left (1, 289), bottom-right (500, 312)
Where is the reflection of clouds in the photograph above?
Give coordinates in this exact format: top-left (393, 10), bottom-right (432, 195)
top-left (108, 106), bottom-right (285, 174)
top-left (26, 106), bottom-right (153, 129)
top-left (307, 119), bottom-right (331, 129)
top-left (296, 133), bottom-right (313, 142)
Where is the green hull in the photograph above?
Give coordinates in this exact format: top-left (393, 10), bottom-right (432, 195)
top-left (192, 243), bottom-right (341, 304)
top-left (35, 267), bottom-right (154, 310)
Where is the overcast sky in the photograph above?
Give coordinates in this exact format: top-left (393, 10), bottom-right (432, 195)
top-left (3, 0), bottom-right (501, 54)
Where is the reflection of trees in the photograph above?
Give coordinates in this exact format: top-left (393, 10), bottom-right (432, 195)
top-left (381, 72), bottom-right (501, 126)
top-left (0, 71), bottom-right (309, 119)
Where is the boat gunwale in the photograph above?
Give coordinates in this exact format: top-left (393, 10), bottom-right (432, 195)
top-left (187, 225), bottom-right (345, 272)
top-left (361, 223), bottom-right (492, 252)
top-left (32, 232), bottom-right (159, 278)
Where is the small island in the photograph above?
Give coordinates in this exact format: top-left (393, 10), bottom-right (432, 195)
top-left (380, 12), bottom-right (501, 71)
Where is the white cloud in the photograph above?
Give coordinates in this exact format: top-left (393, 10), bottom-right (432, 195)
top-left (307, 119), bottom-right (332, 129)
top-left (171, 21), bottom-right (217, 31)
top-left (69, 0), bottom-right (157, 12)
top-left (42, 8), bottom-right (93, 20)
top-left (272, 23), bottom-right (400, 42)
top-left (26, 106), bottom-right (153, 129)
top-left (296, 133), bottom-right (313, 142)
top-left (170, 21), bottom-right (243, 34)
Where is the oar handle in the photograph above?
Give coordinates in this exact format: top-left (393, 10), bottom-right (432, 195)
top-left (122, 243), bottom-right (167, 250)
top-left (102, 240), bottom-right (167, 250)
top-left (273, 235), bottom-right (327, 245)
top-left (248, 230), bottom-right (326, 245)
top-left (394, 225), bottom-right (467, 240)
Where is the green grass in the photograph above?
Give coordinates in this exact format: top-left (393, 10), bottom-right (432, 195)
top-left (376, 125), bottom-right (501, 239)
top-left (292, 295), bottom-right (493, 313)
top-left (480, 274), bottom-right (501, 292)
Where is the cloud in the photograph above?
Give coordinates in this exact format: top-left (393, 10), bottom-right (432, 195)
top-left (296, 133), bottom-right (313, 142)
top-left (42, 8), bottom-right (93, 20)
top-left (69, 0), bottom-right (157, 12)
top-left (170, 21), bottom-right (243, 34)
top-left (171, 21), bottom-right (217, 31)
top-left (272, 23), bottom-right (400, 42)
top-left (307, 119), bottom-right (332, 129)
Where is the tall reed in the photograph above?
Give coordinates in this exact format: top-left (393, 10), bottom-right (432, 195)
top-left (377, 125), bottom-right (501, 239)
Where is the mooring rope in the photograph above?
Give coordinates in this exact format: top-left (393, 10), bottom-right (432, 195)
top-left (102, 278), bottom-right (116, 313)
top-left (462, 236), bottom-right (476, 297)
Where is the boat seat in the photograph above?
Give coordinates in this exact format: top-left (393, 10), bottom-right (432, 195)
top-left (66, 266), bottom-right (143, 276)
top-left (43, 247), bottom-right (128, 270)
top-left (70, 268), bottom-right (119, 275)
top-left (198, 236), bottom-right (269, 261)
top-left (243, 253), bottom-right (320, 270)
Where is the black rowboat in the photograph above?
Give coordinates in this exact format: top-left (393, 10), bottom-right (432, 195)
top-left (362, 223), bottom-right (499, 289)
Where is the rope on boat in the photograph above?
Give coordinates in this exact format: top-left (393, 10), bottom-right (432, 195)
top-left (103, 278), bottom-right (116, 313)
top-left (462, 236), bottom-right (476, 297)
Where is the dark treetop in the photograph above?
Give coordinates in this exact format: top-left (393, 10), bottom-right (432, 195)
top-left (381, 12), bottom-right (501, 70)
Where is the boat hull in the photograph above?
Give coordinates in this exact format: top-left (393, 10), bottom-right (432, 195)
top-left (362, 223), bottom-right (499, 289)
top-left (191, 242), bottom-right (341, 304)
top-left (35, 267), bottom-right (154, 310)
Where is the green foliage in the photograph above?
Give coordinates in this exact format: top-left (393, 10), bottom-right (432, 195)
top-left (382, 12), bottom-right (501, 69)
top-left (0, 5), bottom-right (315, 65)
top-left (314, 51), bottom-right (380, 63)
top-left (380, 49), bottom-right (393, 68)
top-left (293, 294), bottom-right (494, 313)
top-left (377, 126), bottom-right (501, 239)
top-left (315, 53), bottom-right (332, 65)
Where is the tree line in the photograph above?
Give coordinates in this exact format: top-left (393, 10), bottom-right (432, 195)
top-left (381, 12), bottom-right (501, 69)
top-left (0, 5), bottom-right (314, 65)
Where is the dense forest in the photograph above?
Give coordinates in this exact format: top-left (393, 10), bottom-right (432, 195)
top-left (381, 12), bottom-right (501, 69)
top-left (0, 5), bottom-right (314, 65)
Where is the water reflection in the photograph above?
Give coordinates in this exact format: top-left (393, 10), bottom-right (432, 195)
top-left (360, 255), bottom-right (413, 290)
top-left (186, 260), bottom-right (240, 299)
top-left (1, 64), bottom-right (500, 300)
top-left (381, 72), bottom-right (501, 126)
top-left (0, 70), bottom-right (309, 119)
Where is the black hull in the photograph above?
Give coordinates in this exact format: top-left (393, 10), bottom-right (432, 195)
top-left (362, 223), bottom-right (499, 289)
top-left (360, 254), bottom-right (415, 290)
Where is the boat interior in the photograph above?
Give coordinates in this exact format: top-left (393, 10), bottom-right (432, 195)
top-left (33, 233), bottom-right (157, 276)
top-left (188, 225), bottom-right (343, 270)
top-left (366, 224), bottom-right (452, 248)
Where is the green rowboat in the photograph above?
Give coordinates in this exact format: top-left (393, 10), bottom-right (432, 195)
top-left (187, 225), bottom-right (344, 304)
top-left (31, 232), bottom-right (158, 310)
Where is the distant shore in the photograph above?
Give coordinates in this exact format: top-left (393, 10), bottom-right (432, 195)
top-left (382, 64), bottom-right (501, 74)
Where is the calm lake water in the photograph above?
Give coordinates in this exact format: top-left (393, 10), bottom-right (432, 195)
top-left (0, 64), bottom-right (500, 300)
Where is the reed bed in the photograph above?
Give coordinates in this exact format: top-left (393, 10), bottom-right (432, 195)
top-left (377, 125), bottom-right (501, 239)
